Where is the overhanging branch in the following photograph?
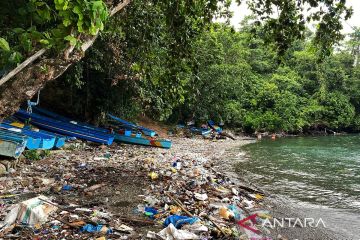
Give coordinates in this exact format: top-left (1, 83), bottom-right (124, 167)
top-left (0, 0), bottom-right (131, 118)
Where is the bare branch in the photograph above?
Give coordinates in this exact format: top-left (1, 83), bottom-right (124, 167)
top-left (0, 48), bottom-right (46, 87)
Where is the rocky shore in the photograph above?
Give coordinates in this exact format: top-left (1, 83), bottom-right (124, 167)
top-left (0, 136), bottom-right (338, 239)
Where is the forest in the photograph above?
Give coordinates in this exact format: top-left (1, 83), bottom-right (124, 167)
top-left (1, 0), bottom-right (359, 134)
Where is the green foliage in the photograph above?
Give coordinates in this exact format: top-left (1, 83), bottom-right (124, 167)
top-left (0, 0), bottom-right (108, 71)
top-left (0, 38), bottom-right (10, 52)
top-left (23, 149), bottom-right (50, 161)
top-left (16, 0), bottom-right (359, 134)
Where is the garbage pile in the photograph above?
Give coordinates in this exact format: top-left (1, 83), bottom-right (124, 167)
top-left (0, 138), bottom-right (273, 239)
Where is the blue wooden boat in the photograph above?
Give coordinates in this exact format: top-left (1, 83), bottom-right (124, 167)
top-left (108, 114), bottom-right (156, 137)
top-left (1, 126), bottom-right (41, 150)
top-left (15, 110), bottom-right (114, 145)
top-left (207, 120), bottom-right (222, 133)
top-left (189, 127), bottom-right (212, 136)
top-left (4, 120), bottom-right (66, 149)
top-left (32, 107), bottom-right (108, 134)
top-left (0, 129), bottom-right (27, 158)
top-left (0, 123), bottom-right (56, 150)
top-left (113, 130), bottom-right (171, 149)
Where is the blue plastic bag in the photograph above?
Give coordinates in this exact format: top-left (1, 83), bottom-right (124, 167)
top-left (164, 215), bottom-right (199, 229)
top-left (62, 185), bottom-right (73, 191)
top-left (144, 207), bottom-right (158, 219)
top-left (80, 224), bottom-right (113, 234)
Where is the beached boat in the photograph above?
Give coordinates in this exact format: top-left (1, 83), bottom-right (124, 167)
top-left (2, 120), bottom-right (66, 149)
top-left (189, 127), bottom-right (212, 136)
top-left (207, 120), bottom-right (222, 133)
top-left (32, 107), bottom-right (108, 134)
top-left (14, 110), bottom-right (114, 145)
top-left (113, 130), bottom-right (171, 149)
top-left (0, 123), bottom-right (56, 150)
top-left (1, 125), bottom-right (41, 150)
top-left (108, 114), bottom-right (156, 137)
top-left (0, 129), bottom-right (27, 158)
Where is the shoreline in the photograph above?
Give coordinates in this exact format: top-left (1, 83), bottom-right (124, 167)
top-left (0, 136), bottom-right (344, 239)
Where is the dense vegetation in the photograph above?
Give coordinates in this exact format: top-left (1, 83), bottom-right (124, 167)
top-left (43, 18), bottom-right (360, 133)
top-left (1, 0), bottom-right (359, 133)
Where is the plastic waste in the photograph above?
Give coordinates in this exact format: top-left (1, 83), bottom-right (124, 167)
top-left (144, 196), bottom-right (159, 206)
top-left (147, 223), bottom-right (200, 240)
top-left (182, 222), bottom-right (208, 233)
top-left (148, 172), bottom-right (158, 180)
top-left (80, 224), bottom-right (113, 234)
top-left (104, 152), bottom-right (111, 159)
top-left (117, 224), bottom-right (134, 232)
top-left (219, 206), bottom-right (234, 220)
top-left (1, 195), bottom-right (58, 228)
top-left (62, 185), bottom-right (73, 191)
top-left (170, 205), bottom-right (182, 214)
top-left (228, 205), bottom-right (242, 220)
top-left (144, 207), bottom-right (158, 219)
top-left (172, 161), bottom-right (181, 170)
top-left (194, 193), bottom-right (208, 201)
top-left (231, 188), bottom-right (239, 196)
top-left (164, 215), bottom-right (199, 229)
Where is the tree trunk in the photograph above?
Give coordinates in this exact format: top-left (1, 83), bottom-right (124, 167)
top-left (0, 0), bottom-right (131, 119)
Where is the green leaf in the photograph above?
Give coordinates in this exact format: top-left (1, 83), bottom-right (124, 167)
top-left (0, 38), bottom-right (10, 51)
top-left (63, 0), bottom-right (69, 10)
top-left (77, 20), bottom-right (84, 33)
top-left (63, 18), bottom-right (72, 27)
top-left (39, 39), bottom-right (50, 45)
top-left (73, 5), bottom-right (83, 20)
top-left (13, 28), bottom-right (25, 34)
top-left (64, 35), bottom-right (77, 46)
top-left (8, 52), bottom-right (23, 64)
top-left (54, 0), bottom-right (64, 10)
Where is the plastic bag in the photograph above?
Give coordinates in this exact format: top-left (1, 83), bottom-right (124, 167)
top-left (164, 215), bottom-right (199, 229)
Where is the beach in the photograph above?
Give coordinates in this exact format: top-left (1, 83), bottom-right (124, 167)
top-left (0, 136), bottom-right (342, 239)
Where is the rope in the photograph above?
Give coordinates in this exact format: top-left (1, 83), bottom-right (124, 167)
top-left (27, 90), bottom-right (41, 113)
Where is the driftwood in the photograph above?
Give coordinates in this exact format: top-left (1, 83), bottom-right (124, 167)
top-left (238, 185), bottom-right (264, 195)
top-left (165, 192), bottom-right (194, 217)
top-left (219, 131), bottom-right (236, 140)
top-left (0, 0), bottom-right (131, 119)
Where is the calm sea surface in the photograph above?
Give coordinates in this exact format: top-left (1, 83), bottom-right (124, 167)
top-left (236, 135), bottom-right (360, 239)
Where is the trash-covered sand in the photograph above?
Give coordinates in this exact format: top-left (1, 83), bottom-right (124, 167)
top-left (0, 136), bottom-right (331, 240)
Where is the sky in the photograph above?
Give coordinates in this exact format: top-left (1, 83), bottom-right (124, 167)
top-left (229, 0), bottom-right (360, 34)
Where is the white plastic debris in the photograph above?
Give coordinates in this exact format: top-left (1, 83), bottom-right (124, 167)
top-left (1, 195), bottom-right (58, 229)
top-left (231, 188), bottom-right (239, 196)
top-left (117, 224), bottom-right (134, 232)
top-left (182, 222), bottom-right (208, 233)
top-left (147, 223), bottom-right (200, 240)
top-left (194, 193), bottom-right (208, 201)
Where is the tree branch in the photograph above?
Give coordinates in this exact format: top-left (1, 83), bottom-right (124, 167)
top-left (0, 48), bottom-right (46, 87)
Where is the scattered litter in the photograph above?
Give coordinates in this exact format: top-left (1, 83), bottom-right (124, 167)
top-left (147, 223), bottom-right (200, 240)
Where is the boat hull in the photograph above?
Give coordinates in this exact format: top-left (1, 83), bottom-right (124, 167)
top-left (190, 127), bottom-right (211, 136)
top-left (5, 120), bottom-right (67, 149)
top-left (108, 114), bottom-right (156, 137)
top-left (0, 123), bottom-right (55, 150)
top-left (114, 134), bottom-right (171, 149)
top-left (15, 110), bottom-right (114, 145)
top-left (0, 130), bottom-right (27, 158)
